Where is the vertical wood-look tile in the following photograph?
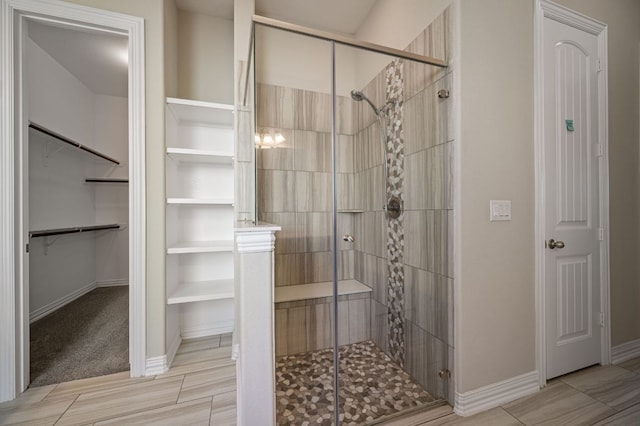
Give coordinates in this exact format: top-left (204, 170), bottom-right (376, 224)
top-left (348, 297), bottom-right (371, 343)
top-left (306, 302), bottom-right (332, 351)
top-left (337, 134), bottom-right (355, 173)
top-left (274, 308), bottom-right (288, 357)
top-left (257, 129), bottom-right (294, 171)
top-left (257, 170), bottom-right (295, 213)
top-left (295, 172), bottom-right (331, 213)
top-left (293, 130), bottom-right (331, 172)
top-left (286, 306), bottom-right (307, 355)
top-left (371, 300), bottom-right (388, 354)
top-left (296, 212), bottom-right (331, 253)
top-left (257, 83), bottom-right (295, 129)
top-left (259, 212), bottom-right (296, 255)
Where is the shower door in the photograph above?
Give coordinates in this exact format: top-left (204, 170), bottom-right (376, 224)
top-left (254, 17), bottom-right (453, 424)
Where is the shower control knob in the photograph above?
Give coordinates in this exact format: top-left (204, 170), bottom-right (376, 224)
top-left (342, 234), bottom-right (355, 242)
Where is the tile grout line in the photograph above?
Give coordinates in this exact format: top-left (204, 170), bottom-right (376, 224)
top-left (52, 393), bottom-right (81, 425)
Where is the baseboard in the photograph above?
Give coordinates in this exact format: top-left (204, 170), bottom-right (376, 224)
top-left (30, 281), bottom-right (97, 323)
top-left (181, 321), bottom-right (234, 339)
top-left (612, 339), bottom-right (640, 365)
top-left (454, 370), bottom-right (539, 417)
top-left (145, 355), bottom-right (168, 376)
top-left (96, 279), bottom-right (129, 287)
top-left (166, 331), bottom-right (182, 369)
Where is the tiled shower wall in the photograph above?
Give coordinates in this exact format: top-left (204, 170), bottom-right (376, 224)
top-left (351, 8), bottom-right (453, 400)
top-left (256, 85), bottom-right (371, 356)
top-left (256, 6), bottom-right (454, 401)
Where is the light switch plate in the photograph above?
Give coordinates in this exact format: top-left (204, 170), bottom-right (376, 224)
top-left (490, 200), bottom-right (511, 221)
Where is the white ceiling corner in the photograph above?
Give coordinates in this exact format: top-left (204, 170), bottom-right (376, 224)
top-left (28, 20), bottom-right (128, 98)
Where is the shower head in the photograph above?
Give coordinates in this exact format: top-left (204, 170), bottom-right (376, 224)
top-left (350, 89), bottom-right (392, 116)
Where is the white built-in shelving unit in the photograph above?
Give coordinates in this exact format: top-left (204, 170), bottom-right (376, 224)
top-left (165, 97), bottom-right (235, 359)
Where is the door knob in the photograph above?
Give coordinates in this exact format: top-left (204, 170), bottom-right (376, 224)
top-left (547, 239), bottom-right (565, 249)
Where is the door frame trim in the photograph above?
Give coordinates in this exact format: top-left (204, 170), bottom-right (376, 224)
top-left (534, 0), bottom-right (610, 387)
top-left (0, 0), bottom-right (146, 402)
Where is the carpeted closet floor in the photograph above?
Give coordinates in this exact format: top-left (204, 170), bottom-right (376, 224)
top-left (30, 286), bottom-right (129, 387)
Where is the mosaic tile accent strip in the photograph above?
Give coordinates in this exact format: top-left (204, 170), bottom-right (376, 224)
top-left (275, 341), bottom-right (435, 425)
top-left (384, 59), bottom-right (406, 367)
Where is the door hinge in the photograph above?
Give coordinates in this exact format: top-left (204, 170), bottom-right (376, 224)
top-left (596, 143), bottom-right (604, 157)
top-left (598, 312), bottom-right (605, 327)
top-left (596, 59), bottom-right (603, 73)
top-left (26, 243), bottom-right (29, 253)
top-left (597, 228), bottom-right (604, 241)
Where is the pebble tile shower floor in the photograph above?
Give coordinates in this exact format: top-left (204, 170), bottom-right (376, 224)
top-left (275, 340), bottom-right (436, 425)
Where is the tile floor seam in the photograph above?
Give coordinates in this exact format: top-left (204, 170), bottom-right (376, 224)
top-left (53, 393), bottom-right (80, 425)
top-left (591, 403), bottom-right (634, 425)
top-left (176, 374), bottom-right (188, 405)
top-left (499, 407), bottom-right (526, 425)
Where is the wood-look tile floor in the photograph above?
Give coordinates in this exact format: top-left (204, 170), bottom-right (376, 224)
top-left (380, 356), bottom-right (640, 426)
top-left (0, 334), bottom-right (236, 426)
top-left (3, 350), bottom-right (640, 425)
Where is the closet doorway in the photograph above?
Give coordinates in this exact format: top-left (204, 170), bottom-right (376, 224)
top-left (26, 20), bottom-right (130, 387)
top-left (0, 0), bottom-right (146, 402)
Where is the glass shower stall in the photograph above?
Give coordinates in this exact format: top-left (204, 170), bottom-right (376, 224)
top-left (247, 9), bottom-right (453, 424)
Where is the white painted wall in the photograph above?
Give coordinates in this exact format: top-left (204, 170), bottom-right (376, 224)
top-left (94, 95), bottom-right (129, 285)
top-left (178, 10), bottom-right (234, 104)
top-left (457, 0), bottom-right (536, 393)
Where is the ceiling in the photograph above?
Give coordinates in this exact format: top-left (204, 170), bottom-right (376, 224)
top-left (28, 21), bottom-right (128, 98)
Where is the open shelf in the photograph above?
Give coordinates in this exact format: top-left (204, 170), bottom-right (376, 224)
top-left (167, 240), bottom-right (234, 254)
top-left (167, 279), bottom-right (234, 304)
top-left (167, 198), bottom-right (234, 205)
top-left (275, 279), bottom-right (372, 303)
top-left (29, 122), bottom-right (120, 165)
top-left (167, 147), bottom-right (233, 164)
top-left (166, 97), bottom-right (233, 126)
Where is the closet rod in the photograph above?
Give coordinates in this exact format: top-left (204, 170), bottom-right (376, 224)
top-left (29, 224), bottom-right (120, 238)
top-left (85, 178), bottom-right (129, 183)
top-left (29, 122), bottom-right (121, 165)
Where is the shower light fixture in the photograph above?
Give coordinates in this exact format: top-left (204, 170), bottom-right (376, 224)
top-left (255, 131), bottom-right (286, 149)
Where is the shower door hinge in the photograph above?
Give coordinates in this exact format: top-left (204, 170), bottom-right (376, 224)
top-left (596, 59), bottom-right (602, 73)
top-left (598, 312), bottom-right (605, 327)
top-left (597, 228), bottom-right (604, 241)
top-left (26, 243), bottom-right (29, 253)
top-left (596, 143), bottom-right (604, 157)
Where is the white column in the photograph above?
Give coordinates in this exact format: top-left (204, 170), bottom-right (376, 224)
top-left (235, 223), bottom-right (280, 426)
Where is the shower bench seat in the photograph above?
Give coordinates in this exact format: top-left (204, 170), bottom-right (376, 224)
top-left (274, 280), bottom-right (373, 356)
top-left (274, 279), bottom-right (372, 303)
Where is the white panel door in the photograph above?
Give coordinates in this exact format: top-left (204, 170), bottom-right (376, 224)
top-left (543, 17), bottom-right (602, 380)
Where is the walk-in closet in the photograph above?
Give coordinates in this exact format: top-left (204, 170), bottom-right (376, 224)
top-left (26, 20), bottom-right (130, 386)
